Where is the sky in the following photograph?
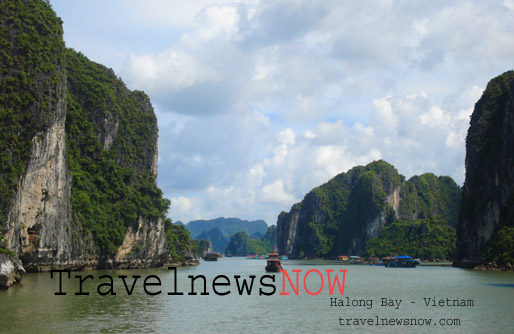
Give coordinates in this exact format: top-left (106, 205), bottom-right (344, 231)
top-left (50, 0), bottom-right (514, 226)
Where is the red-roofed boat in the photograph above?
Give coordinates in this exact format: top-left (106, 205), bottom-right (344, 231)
top-left (265, 252), bottom-right (283, 272)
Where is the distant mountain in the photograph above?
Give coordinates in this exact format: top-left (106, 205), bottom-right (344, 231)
top-left (184, 217), bottom-right (267, 238)
top-left (196, 228), bottom-right (230, 253)
top-left (182, 217), bottom-right (268, 253)
top-left (226, 225), bottom-right (277, 256)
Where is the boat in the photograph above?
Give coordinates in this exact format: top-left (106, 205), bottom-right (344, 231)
top-left (384, 255), bottom-right (416, 268)
top-left (265, 258), bottom-right (282, 272)
top-left (350, 256), bottom-right (365, 264)
top-left (202, 252), bottom-right (221, 261)
top-left (279, 255), bottom-right (288, 260)
top-left (265, 251), bottom-right (283, 272)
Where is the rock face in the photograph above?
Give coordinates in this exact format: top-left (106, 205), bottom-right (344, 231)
top-left (0, 254), bottom-right (25, 289)
top-left (225, 232), bottom-right (249, 256)
top-left (277, 160), bottom-right (461, 258)
top-left (455, 71), bottom-right (514, 268)
top-left (194, 239), bottom-right (213, 258)
top-left (225, 225), bottom-right (277, 256)
top-left (3, 55), bottom-right (74, 269)
top-left (0, 0), bottom-right (78, 271)
top-left (0, 0), bottom-right (197, 283)
top-left (196, 228), bottom-right (230, 253)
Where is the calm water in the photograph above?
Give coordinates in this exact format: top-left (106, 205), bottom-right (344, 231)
top-left (1, 258), bottom-right (513, 333)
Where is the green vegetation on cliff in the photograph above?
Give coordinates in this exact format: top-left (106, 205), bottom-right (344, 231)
top-left (455, 71), bottom-right (514, 268)
top-left (365, 219), bottom-right (456, 260)
top-left (483, 226), bottom-right (514, 266)
top-left (278, 160), bottom-right (461, 258)
top-left (65, 49), bottom-right (171, 257)
top-left (165, 220), bottom-right (197, 261)
top-left (302, 161), bottom-right (402, 257)
top-left (0, 235), bottom-right (15, 257)
top-left (0, 0), bottom-right (65, 223)
top-left (0, 0), bottom-right (196, 263)
top-left (226, 225), bottom-right (277, 256)
top-left (400, 174), bottom-right (460, 226)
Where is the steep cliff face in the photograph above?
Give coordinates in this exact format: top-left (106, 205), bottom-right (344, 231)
top-left (196, 228), bottom-right (230, 253)
top-left (225, 232), bottom-right (249, 256)
top-left (0, 0), bottom-right (197, 275)
top-left (455, 71), bottom-right (514, 268)
top-left (277, 160), bottom-right (461, 258)
top-left (225, 225), bottom-right (277, 256)
top-left (0, 0), bottom-right (78, 270)
top-left (194, 239), bottom-right (213, 258)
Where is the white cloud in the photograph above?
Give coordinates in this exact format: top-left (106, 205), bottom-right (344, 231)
top-left (51, 0), bottom-right (514, 225)
top-left (261, 180), bottom-right (295, 205)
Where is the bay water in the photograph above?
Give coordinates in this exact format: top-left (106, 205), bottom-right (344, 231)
top-left (1, 257), bottom-right (513, 333)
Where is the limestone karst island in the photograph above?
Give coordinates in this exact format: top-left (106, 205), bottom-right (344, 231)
top-left (0, 1), bottom-right (513, 333)
top-left (1, 0), bottom-right (513, 289)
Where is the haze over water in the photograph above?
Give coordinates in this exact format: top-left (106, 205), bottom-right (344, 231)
top-left (1, 258), bottom-right (513, 333)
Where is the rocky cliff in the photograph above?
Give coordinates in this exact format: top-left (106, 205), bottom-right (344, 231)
top-left (277, 160), bottom-right (461, 258)
top-left (0, 0), bottom-right (197, 283)
top-left (455, 71), bottom-right (514, 268)
top-left (225, 225), bottom-right (277, 256)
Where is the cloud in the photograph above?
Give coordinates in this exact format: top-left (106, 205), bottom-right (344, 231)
top-left (51, 0), bottom-right (514, 224)
top-left (140, 0), bottom-right (513, 224)
top-left (261, 180), bottom-right (295, 205)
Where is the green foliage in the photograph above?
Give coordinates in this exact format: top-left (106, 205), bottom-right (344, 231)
top-left (225, 231), bottom-right (249, 256)
top-left (226, 225), bottom-right (277, 256)
top-left (0, 235), bottom-right (15, 257)
top-left (0, 0), bottom-right (65, 224)
top-left (248, 225), bottom-right (277, 255)
top-left (365, 219), bottom-right (456, 260)
top-left (194, 239), bottom-right (212, 256)
top-left (164, 219), bottom-right (197, 262)
top-left (64, 49), bottom-right (173, 257)
top-left (281, 160), bottom-right (461, 259)
top-left (399, 174), bottom-right (461, 226)
top-left (465, 71), bottom-right (514, 181)
top-left (298, 160), bottom-right (404, 257)
top-left (460, 71), bottom-right (513, 220)
top-left (483, 226), bottom-right (514, 265)
top-left (456, 71), bottom-right (514, 267)
top-left (0, 1), bottom-right (195, 263)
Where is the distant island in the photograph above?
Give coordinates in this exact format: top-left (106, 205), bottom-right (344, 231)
top-left (178, 217), bottom-right (277, 256)
top-left (276, 160), bottom-right (460, 260)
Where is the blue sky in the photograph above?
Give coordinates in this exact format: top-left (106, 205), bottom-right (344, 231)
top-left (51, 0), bottom-right (514, 225)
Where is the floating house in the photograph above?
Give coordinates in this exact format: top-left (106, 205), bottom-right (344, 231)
top-left (385, 255), bottom-right (416, 268)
